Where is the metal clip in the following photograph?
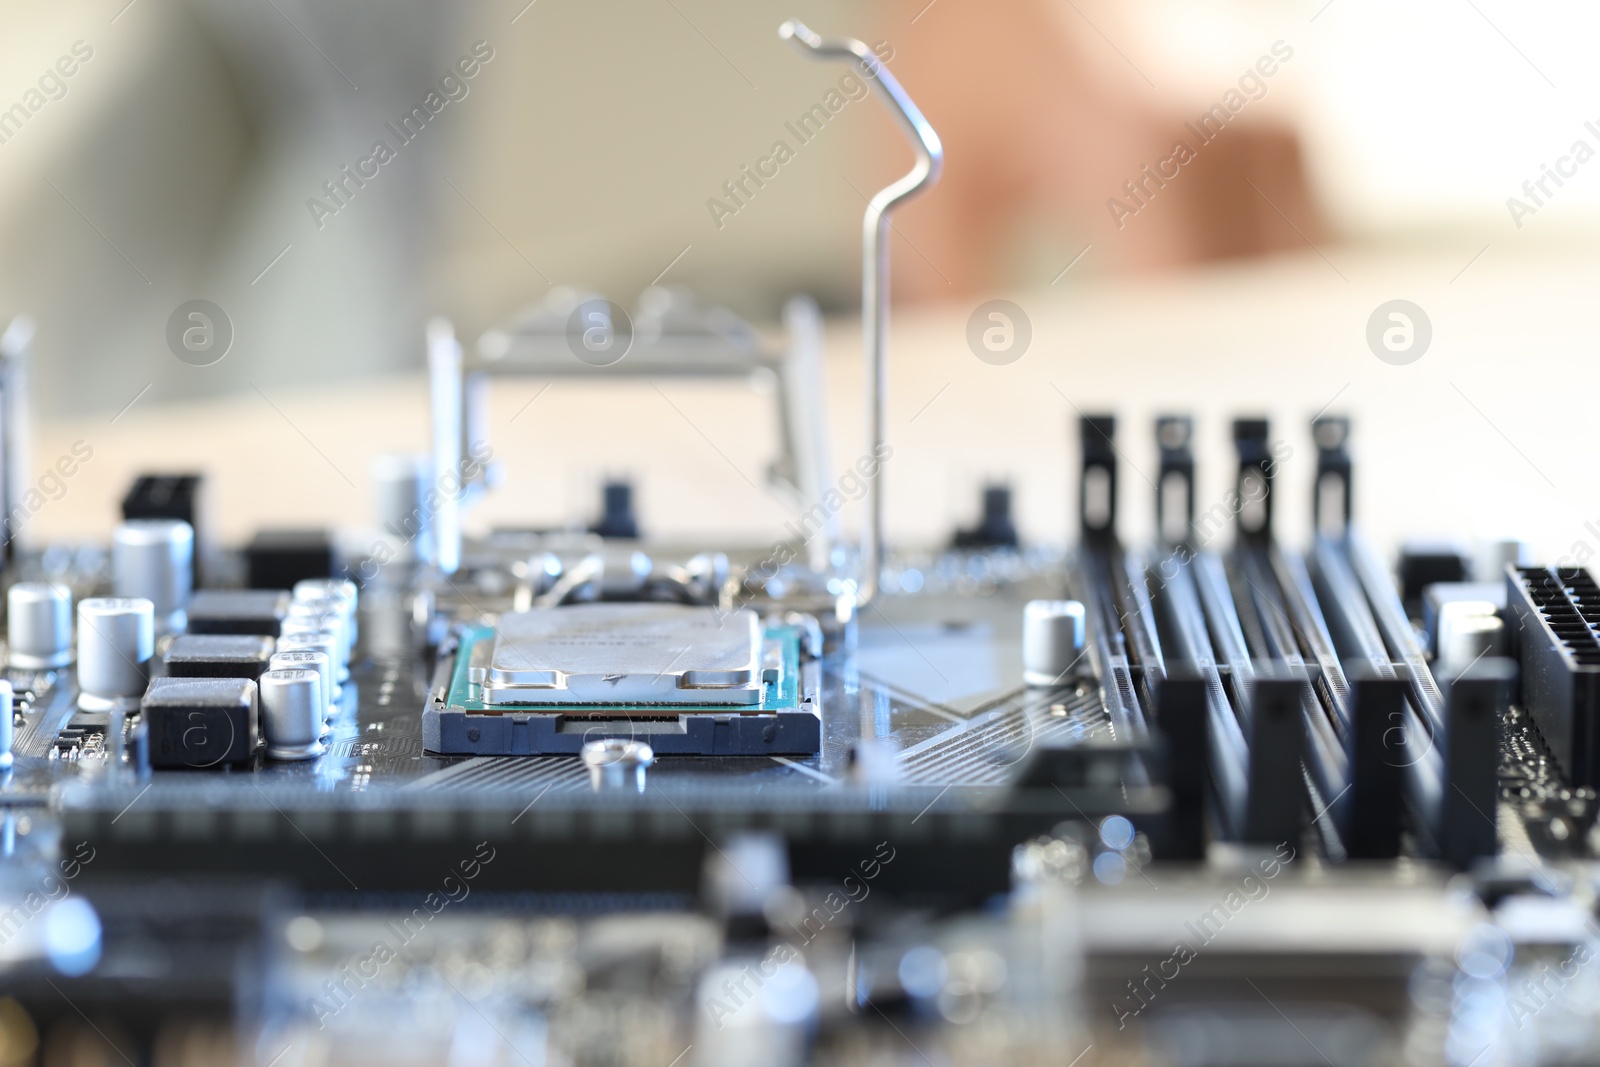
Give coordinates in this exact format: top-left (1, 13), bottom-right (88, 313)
top-left (779, 19), bottom-right (943, 606)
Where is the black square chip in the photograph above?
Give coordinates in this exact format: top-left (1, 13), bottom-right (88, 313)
top-left (164, 634), bottom-right (276, 680)
top-left (186, 589), bottom-right (292, 637)
top-left (142, 677), bottom-right (259, 769)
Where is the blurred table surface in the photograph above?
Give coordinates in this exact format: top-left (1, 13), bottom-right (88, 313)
top-left (25, 242), bottom-right (1600, 568)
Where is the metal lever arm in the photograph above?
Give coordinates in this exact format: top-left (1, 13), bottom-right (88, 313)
top-left (779, 19), bottom-right (943, 606)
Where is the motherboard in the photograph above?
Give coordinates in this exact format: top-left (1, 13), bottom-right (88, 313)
top-left (1, 19), bottom-right (1595, 1067)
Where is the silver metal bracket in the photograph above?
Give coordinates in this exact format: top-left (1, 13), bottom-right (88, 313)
top-left (779, 19), bottom-right (943, 606)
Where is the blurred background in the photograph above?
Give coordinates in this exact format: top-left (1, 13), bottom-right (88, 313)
top-left (1, 0), bottom-right (1598, 560)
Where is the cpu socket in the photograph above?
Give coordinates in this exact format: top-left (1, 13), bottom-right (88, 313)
top-left (423, 603), bottom-right (821, 756)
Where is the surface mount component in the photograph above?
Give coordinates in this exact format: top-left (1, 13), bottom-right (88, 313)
top-left (293, 577), bottom-right (358, 615)
top-left (270, 649), bottom-right (333, 719)
top-left (245, 528), bottom-right (334, 589)
top-left (77, 597), bottom-right (154, 712)
top-left (483, 604), bottom-right (763, 707)
top-left (121, 474), bottom-right (204, 586)
top-left (1022, 599), bottom-right (1087, 687)
top-left (278, 630), bottom-right (343, 690)
top-left (112, 518), bottom-right (194, 636)
top-left (259, 668), bottom-right (323, 761)
top-left (186, 588), bottom-right (292, 636)
top-left (141, 676), bottom-right (259, 769)
top-left (8, 580), bottom-right (72, 669)
top-left (370, 453), bottom-right (432, 564)
top-left (287, 596), bottom-right (354, 671)
top-left (163, 634), bottom-right (276, 680)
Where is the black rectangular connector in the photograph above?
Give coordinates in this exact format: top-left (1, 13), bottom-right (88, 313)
top-left (1507, 566), bottom-right (1600, 784)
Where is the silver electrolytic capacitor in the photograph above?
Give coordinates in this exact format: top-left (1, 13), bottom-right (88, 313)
top-left (370, 453), bottom-right (429, 565)
top-left (0, 679), bottom-right (13, 769)
top-left (8, 581), bottom-right (73, 670)
top-left (281, 614), bottom-right (348, 684)
top-left (276, 631), bottom-right (343, 694)
top-left (294, 578), bottom-right (359, 645)
top-left (77, 597), bottom-right (155, 712)
top-left (258, 668), bottom-right (324, 761)
top-left (288, 597), bottom-right (353, 667)
top-left (270, 649), bottom-right (334, 722)
top-left (1022, 599), bottom-right (1087, 687)
top-left (112, 519), bottom-right (194, 636)
top-left (294, 578), bottom-right (357, 612)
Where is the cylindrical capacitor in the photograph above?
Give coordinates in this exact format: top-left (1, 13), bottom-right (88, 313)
top-left (1022, 599), bottom-right (1087, 687)
top-left (288, 597), bottom-right (353, 668)
top-left (294, 578), bottom-right (359, 644)
top-left (259, 668), bottom-right (324, 761)
top-left (281, 614), bottom-right (349, 683)
top-left (0, 679), bottom-right (13, 769)
top-left (270, 649), bottom-right (334, 722)
top-left (358, 584), bottom-right (410, 659)
top-left (1478, 538), bottom-right (1531, 581)
top-left (276, 631), bottom-right (343, 695)
top-left (294, 578), bottom-right (357, 612)
top-left (371, 453), bottom-right (429, 565)
top-left (112, 519), bottom-right (194, 636)
top-left (77, 597), bottom-right (154, 712)
top-left (8, 581), bottom-right (73, 669)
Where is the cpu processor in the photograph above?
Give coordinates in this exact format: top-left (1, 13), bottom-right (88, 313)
top-left (483, 603), bottom-right (764, 707)
top-left (423, 603), bottom-right (821, 756)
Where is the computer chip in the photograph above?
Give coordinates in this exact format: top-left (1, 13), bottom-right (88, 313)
top-left (423, 606), bottom-right (819, 756)
top-left (481, 603), bottom-right (764, 707)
